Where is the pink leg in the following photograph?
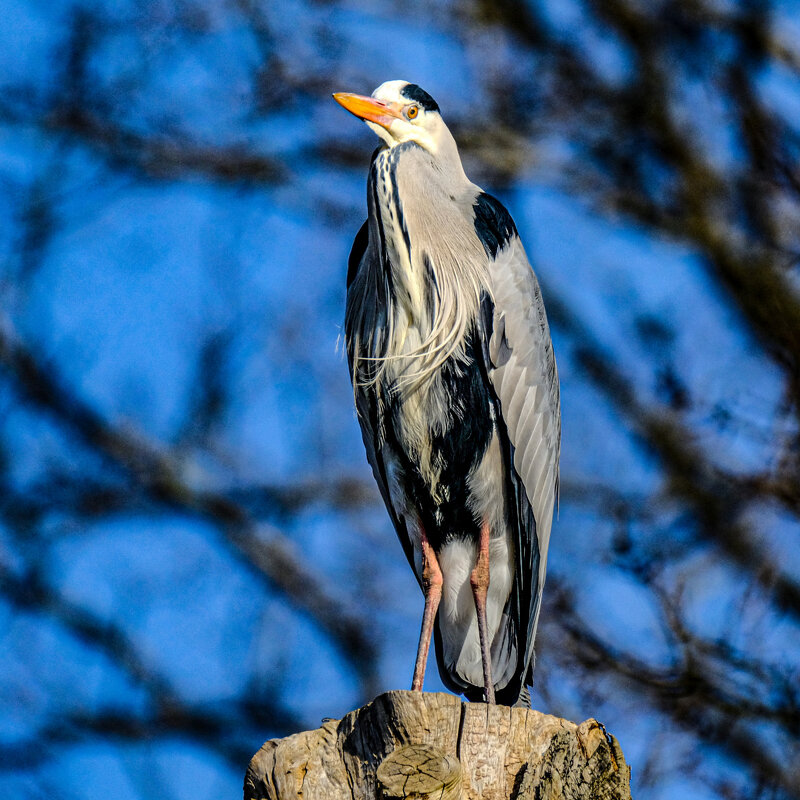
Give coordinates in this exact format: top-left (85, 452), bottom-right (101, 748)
top-left (411, 527), bottom-right (443, 692)
top-left (470, 520), bottom-right (495, 704)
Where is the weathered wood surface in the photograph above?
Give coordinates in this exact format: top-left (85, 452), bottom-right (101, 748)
top-left (244, 690), bottom-right (631, 800)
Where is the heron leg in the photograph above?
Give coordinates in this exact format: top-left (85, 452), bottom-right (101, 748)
top-left (411, 527), bottom-right (443, 692)
top-left (470, 520), bottom-right (496, 704)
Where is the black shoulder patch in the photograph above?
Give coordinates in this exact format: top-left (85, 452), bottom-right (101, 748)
top-left (473, 192), bottom-right (518, 258)
top-left (347, 220), bottom-right (369, 288)
top-left (400, 83), bottom-right (440, 112)
top-left (369, 145), bottom-right (385, 165)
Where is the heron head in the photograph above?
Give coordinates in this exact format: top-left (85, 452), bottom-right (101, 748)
top-left (333, 80), bottom-right (449, 155)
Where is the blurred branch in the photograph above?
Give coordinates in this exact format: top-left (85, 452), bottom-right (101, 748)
top-left (545, 579), bottom-right (800, 798)
top-left (0, 5), bottom-right (288, 188)
top-left (0, 705), bottom-right (276, 773)
top-left (0, 563), bottom-right (174, 706)
top-left (546, 290), bottom-right (800, 621)
top-left (46, 106), bottom-right (287, 185)
top-left (0, 471), bottom-right (380, 530)
top-left (0, 318), bottom-right (379, 696)
top-left (0, 562), bottom-right (303, 771)
top-left (174, 330), bottom-right (233, 451)
top-left (230, 477), bottom-right (380, 516)
top-left (480, 0), bottom-right (800, 410)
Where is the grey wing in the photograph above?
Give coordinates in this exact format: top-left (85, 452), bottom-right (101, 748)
top-left (485, 235), bottom-right (561, 682)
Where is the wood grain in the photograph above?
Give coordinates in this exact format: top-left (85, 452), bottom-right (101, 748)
top-left (245, 691), bottom-right (631, 799)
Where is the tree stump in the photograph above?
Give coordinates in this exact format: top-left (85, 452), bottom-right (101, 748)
top-left (244, 690), bottom-right (631, 799)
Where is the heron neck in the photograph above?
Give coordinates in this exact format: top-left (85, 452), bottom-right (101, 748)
top-left (357, 143), bottom-right (488, 392)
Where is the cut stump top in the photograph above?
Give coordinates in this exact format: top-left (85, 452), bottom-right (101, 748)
top-left (244, 690), bottom-right (631, 800)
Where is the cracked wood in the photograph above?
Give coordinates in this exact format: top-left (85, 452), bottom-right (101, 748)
top-left (244, 691), bottom-right (631, 799)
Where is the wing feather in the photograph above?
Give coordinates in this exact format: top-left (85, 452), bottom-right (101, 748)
top-left (474, 194), bottom-right (560, 702)
top-left (489, 235), bottom-right (560, 589)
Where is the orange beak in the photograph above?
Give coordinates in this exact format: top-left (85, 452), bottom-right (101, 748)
top-left (332, 92), bottom-right (404, 130)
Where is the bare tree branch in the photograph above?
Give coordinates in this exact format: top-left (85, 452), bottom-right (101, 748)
top-left (0, 318), bottom-right (379, 695)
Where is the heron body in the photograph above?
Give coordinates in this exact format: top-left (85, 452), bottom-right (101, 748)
top-left (335, 81), bottom-right (560, 705)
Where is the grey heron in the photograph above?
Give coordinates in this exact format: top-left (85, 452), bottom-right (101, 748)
top-left (334, 81), bottom-right (560, 706)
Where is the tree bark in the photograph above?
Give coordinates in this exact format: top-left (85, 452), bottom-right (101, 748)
top-left (244, 690), bottom-right (631, 799)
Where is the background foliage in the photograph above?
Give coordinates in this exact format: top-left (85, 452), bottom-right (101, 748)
top-left (1, 1), bottom-right (799, 798)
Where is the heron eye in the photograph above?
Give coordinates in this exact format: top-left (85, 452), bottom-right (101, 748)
top-left (406, 105), bottom-right (419, 120)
